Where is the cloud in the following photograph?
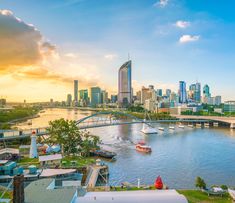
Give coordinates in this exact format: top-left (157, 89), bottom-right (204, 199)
top-left (154, 0), bottom-right (169, 8)
top-left (179, 35), bottom-right (200, 43)
top-left (64, 53), bottom-right (77, 58)
top-left (0, 9), bottom-right (55, 73)
top-left (175, 20), bottom-right (190, 28)
top-left (104, 54), bottom-right (118, 60)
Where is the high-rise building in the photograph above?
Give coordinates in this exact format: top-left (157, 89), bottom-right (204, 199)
top-left (156, 89), bottom-right (163, 97)
top-left (66, 94), bottom-right (72, 106)
top-left (141, 86), bottom-right (152, 104)
top-left (74, 80), bottom-right (78, 105)
top-left (111, 95), bottom-right (118, 103)
top-left (79, 89), bottom-right (89, 106)
top-left (166, 89), bottom-right (171, 98)
top-left (203, 84), bottom-right (211, 98)
top-left (179, 81), bottom-right (187, 103)
top-left (90, 87), bottom-right (101, 107)
top-left (118, 60), bottom-right (132, 107)
top-left (101, 90), bottom-right (108, 104)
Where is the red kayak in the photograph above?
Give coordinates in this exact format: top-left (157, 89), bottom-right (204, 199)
top-left (155, 176), bottom-right (163, 189)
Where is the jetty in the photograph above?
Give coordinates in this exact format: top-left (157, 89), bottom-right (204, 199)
top-left (85, 160), bottom-right (109, 189)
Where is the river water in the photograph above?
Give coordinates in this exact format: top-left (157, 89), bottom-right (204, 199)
top-left (14, 108), bottom-right (235, 189)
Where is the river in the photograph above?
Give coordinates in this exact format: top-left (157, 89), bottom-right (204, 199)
top-left (14, 108), bottom-right (235, 189)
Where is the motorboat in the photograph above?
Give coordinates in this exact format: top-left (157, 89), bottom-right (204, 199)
top-left (178, 125), bottom-right (185, 129)
top-left (141, 120), bottom-right (157, 134)
top-left (135, 141), bottom-right (152, 153)
top-left (158, 127), bottom-right (165, 131)
top-left (188, 124), bottom-right (194, 128)
top-left (169, 126), bottom-right (175, 130)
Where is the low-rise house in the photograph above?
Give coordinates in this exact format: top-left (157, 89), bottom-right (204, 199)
top-left (39, 154), bottom-right (62, 167)
top-left (0, 148), bottom-right (19, 160)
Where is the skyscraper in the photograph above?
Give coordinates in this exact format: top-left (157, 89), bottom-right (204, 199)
top-left (66, 94), bottom-right (72, 106)
top-left (74, 80), bottom-right (78, 105)
top-left (195, 82), bottom-right (201, 103)
top-left (90, 87), bottom-right (101, 107)
top-left (203, 84), bottom-right (211, 98)
top-left (179, 81), bottom-right (187, 103)
top-left (118, 60), bottom-right (132, 107)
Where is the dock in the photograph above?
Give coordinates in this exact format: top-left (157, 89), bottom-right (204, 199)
top-left (85, 163), bottom-right (109, 189)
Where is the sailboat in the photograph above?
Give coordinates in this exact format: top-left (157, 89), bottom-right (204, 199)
top-left (141, 111), bottom-right (158, 134)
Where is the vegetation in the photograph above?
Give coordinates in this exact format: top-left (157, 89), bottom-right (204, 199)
top-left (195, 176), bottom-right (207, 189)
top-left (129, 111), bottom-right (175, 120)
top-left (0, 106), bottom-right (41, 123)
top-left (178, 190), bottom-right (231, 203)
top-left (61, 156), bottom-right (96, 168)
top-left (46, 118), bottom-right (100, 157)
top-left (127, 105), bottom-right (145, 113)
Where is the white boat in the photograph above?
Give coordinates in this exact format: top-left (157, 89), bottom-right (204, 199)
top-left (141, 122), bottom-right (158, 134)
top-left (178, 125), bottom-right (185, 129)
top-left (188, 124), bottom-right (194, 128)
top-left (228, 189), bottom-right (235, 200)
top-left (169, 126), bottom-right (175, 130)
top-left (158, 127), bottom-right (165, 131)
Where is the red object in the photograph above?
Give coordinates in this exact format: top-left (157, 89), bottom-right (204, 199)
top-left (32, 131), bottom-right (36, 135)
top-left (155, 176), bottom-right (163, 189)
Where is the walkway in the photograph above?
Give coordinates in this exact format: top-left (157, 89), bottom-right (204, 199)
top-left (86, 165), bottom-right (108, 188)
top-left (77, 190), bottom-right (188, 203)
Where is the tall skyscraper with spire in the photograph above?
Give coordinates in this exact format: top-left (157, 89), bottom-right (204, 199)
top-left (118, 60), bottom-right (132, 107)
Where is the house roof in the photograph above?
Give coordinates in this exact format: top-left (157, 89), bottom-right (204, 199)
top-left (0, 148), bottom-right (19, 155)
top-left (40, 169), bottom-right (76, 177)
top-left (39, 154), bottom-right (62, 162)
top-left (77, 190), bottom-right (188, 203)
top-left (25, 178), bottom-right (77, 203)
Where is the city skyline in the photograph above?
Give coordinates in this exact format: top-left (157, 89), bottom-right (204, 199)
top-left (1, 0), bottom-right (235, 102)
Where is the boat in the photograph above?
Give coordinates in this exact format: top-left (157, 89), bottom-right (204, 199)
top-left (178, 125), bottom-right (185, 129)
top-left (169, 126), bottom-right (175, 130)
top-left (27, 120), bottom-right (32, 125)
top-left (228, 189), bottom-right (235, 200)
top-left (158, 127), bottom-right (165, 131)
top-left (90, 149), bottom-right (117, 159)
top-left (188, 124), bottom-right (194, 128)
top-left (141, 120), bottom-right (157, 134)
top-left (135, 141), bottom-right (152, 153)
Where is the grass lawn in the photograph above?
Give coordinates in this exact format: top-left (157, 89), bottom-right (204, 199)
top-left (62, 156), bottom-right (96, 168)
top-left (178, 190), bottom-right (232, 203)
top-left (0, 189), bottom-right (12, 200)
top-left (17, 157), bottom-right (39, 168)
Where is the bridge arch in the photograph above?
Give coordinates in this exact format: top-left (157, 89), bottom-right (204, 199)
top-left (76, 111), bottom-right (144, 126)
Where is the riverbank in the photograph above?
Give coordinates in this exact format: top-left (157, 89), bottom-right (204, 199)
top-left (178, 190), bottom-right (232, 203)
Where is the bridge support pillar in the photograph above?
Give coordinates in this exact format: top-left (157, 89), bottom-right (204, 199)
top-left (230, 123), bottom-right (235, 129)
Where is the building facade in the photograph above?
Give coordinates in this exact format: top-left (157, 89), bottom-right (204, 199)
top-left (179, 81), bottom-right (187, 103)
top-left (118, 60), bottom-right (132, 107)
top-left (90, 87), bottom-right (101, 107)
top-left (74, 80), bottom-right (78, 106)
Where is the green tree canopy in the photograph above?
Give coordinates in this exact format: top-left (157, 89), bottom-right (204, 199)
top-left (195, 177), bottom-right (207, 190)
top-left (46, 118), bottom-right (100, 156)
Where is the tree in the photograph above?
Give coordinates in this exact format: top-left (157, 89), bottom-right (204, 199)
top-left (195, 177), bottom-right (206, 190)
top-left (46, 118), bottom-right (100, 157)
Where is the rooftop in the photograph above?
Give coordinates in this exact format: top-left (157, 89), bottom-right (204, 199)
top-left (77, 190), bottom-right (188, 203)
top-left (25, 178), bottom-right (77, 203)
top-left (39, 154), bottom-right (62, 162)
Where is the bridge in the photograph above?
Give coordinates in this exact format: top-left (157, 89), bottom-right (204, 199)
top-left (174, 115), bottom-right (235, 128)
top-left (0, 111), bottom-right (225, 141)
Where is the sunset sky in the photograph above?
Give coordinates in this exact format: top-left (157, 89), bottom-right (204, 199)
top-left (0, 0), bottom-right (235, 102)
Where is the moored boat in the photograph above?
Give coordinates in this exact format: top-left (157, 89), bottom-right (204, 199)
top-left (135, 141), bottom-right (152, 153)
top-left (178, 125), bottom-right (185, 129)
top-left (169, 126), bottom-right (175, 130)
top-left (90, 149), bottom-right (117, 159)
top-left (158, 127), bottom-right (165, 131)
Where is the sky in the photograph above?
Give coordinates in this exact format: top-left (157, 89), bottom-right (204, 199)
top-left (0, 0), bottom-right (235, 102)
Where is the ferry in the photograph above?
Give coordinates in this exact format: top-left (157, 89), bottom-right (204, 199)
top-left (158, 127), bottom-right (165, 131)
top-left (135, 141), bottom-right (152, 153)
